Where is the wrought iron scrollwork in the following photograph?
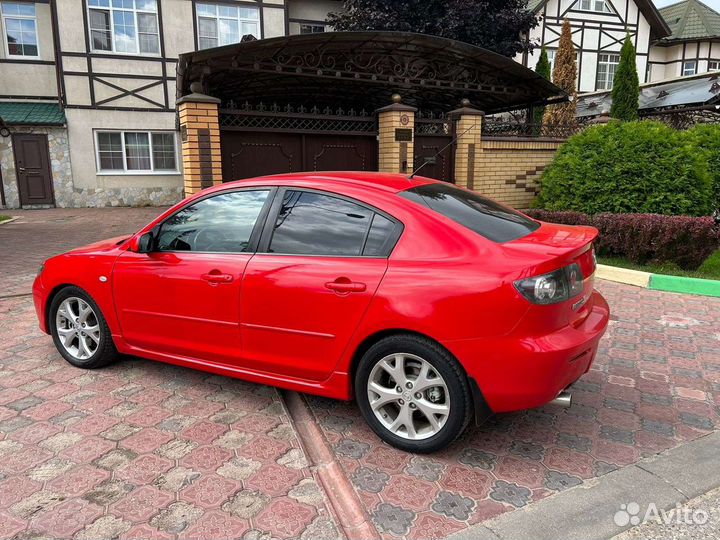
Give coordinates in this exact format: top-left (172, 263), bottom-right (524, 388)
top-left (220, 102), bottom-right (376, 134)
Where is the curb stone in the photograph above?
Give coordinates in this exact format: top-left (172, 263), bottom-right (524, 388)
top-left (446, 432), bottom-right (720, 540)
top-left (597, 264), bottom-right (720, 298)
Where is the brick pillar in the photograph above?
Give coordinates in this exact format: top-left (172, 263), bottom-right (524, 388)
top-left (177, 83), bottom-right (222, 198)
top-left (376, 94), bottom-right (417, 174)
top-left (449, 99), bottom-right (484, 190)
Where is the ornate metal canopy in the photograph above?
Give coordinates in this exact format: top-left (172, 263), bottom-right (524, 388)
top-left (177, 31), bottom-right (566, 114)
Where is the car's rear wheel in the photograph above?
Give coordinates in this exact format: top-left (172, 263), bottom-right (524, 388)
top-left (355, 334), bottom-right (472, 453)
top-left (50, 286), bottom-right (118, 369)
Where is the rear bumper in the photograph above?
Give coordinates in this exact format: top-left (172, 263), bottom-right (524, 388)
top-left (444, 290), bottom-right (609, 413)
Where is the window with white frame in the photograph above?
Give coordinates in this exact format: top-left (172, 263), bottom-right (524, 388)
top-left (87, 0), bottom-right (160, 55)
top-left (1, 1), bottom-right (38, 57)
top-left (300, 23), bottom-right (325, 34)
top-left (709, 61), bottom-right (720, 72)
top-left (96, 131), bottom-right (177, 173)
top-left (577, 0), bottom-right (612, 13)
top-left (546, 48), bottom-right (579, 88)
top-left (196, 3), bottom-right (259, 50)
top-left (682, 60), bottom-right (697, 76)
top-left (596, 53), bottom-right (620, 90)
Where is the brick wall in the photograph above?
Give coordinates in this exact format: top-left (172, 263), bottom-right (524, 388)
top-left (178, 100), bottom-right (222, 197)
top-left (475, 137), bottom-right (564, 209)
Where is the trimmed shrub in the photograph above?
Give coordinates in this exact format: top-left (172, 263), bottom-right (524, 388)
top-left (610, 36), bottom-right (640, 121)
top-left (533, 48), bottom-right (551, 125)
top-left (688, 124), bottom-right (720, 211)
top-left (535, 121), bottom-right (713, 216)
top-left (525, 209), bottom-right (720, 270)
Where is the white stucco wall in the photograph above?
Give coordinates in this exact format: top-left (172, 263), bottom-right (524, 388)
top-left (0, 2), bottom-right (57, 97)
top-left (521, 0), bottom-right (654, 93)
top-left (63, 108), bottom-right (183, 207)
top-left (649, 41), bottom-right (720, 82)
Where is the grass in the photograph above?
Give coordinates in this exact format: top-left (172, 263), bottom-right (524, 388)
top-left (0, 215), bottom-right (11, 223)
top-left (599, 249), bottom-right (720, 281)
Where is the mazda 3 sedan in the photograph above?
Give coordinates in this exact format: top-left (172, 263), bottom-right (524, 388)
top-left (33, 172), bottom-right (609, 453)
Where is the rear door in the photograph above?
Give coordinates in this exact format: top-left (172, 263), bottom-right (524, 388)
top-left (240, 189), bottom-right (402, 382)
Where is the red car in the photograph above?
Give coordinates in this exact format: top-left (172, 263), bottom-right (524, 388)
top-left (33, 173), bottom-right (609, 453)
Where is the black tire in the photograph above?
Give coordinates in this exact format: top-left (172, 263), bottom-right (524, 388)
top-left (49, 286), bottom-right (118, 369)
top-left (355, 334), bottom-right (472, 453)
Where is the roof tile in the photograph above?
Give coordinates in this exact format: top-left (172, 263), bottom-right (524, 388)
top-left (0, 102), bottom-right (66, 126)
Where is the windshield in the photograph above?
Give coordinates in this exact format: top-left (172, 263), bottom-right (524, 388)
top-left (399, 183), bottom-right (540, 243)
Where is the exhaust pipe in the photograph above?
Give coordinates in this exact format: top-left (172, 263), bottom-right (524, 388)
top-left (550, 391), bottom-right (572, 408)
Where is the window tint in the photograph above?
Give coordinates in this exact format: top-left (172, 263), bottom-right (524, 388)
top-left (157, 190), bottom-right (269, 253)
top-left (363, 214), bottom-right (396, 256)
top-left (399, 183), bottom-right (539, 243)
top-left (269, 191), bottom-right (393, 256)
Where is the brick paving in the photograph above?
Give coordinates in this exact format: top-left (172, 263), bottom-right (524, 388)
top-left (0, 208), bottom-right (161, 298)
top-left (309, 281), bottom-right (720, 539)
top-left (0, 209), bottom-right (340, 539)
top-left (1, 208), bottom-right (719, 539)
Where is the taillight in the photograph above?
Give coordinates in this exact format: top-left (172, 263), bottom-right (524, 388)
top-left (514, 263), bottom-right (584, 305)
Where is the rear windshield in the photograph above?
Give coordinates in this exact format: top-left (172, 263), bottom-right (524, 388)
top-left (399, 183), bottom-right (540, 243)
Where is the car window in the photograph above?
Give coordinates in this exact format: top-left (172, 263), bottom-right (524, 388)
top-left (399, 183), bottom-right (540, 243)
top-left (157, 190), bottom-right (269, 252)
top-left (363, 214), bottom-right (396, 256)
top-left (268, 190), bottom-right (395, 257)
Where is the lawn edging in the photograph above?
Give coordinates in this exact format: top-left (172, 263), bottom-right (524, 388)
top-left (597, 264), bottom-right (720, 297)
top-left (0, 216), bottom-right (17, 225)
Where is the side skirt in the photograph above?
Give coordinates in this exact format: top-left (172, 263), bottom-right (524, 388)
top-left (113, 337), bottom-right (353, 401)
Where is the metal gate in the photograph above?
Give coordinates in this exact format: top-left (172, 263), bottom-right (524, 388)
top-left (413, 114), bottom-right (454, 183)
top-left (219, 104), bottom-right (378, 181)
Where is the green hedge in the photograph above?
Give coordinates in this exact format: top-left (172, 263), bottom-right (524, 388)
top-left (688, 124), bottom-right (720, 211)
top-left (534, 121), bottom-right (714, 216)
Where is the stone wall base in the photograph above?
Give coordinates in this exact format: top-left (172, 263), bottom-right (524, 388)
top-left (1, 126), bottom-right (183, 209)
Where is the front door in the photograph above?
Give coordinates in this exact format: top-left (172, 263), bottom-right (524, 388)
top-left (12, 134), bottom-right (55, 206)
top-left (112, 188), bottom-right (273, 364)
top-left (241, 189), bottom-right (400, 382)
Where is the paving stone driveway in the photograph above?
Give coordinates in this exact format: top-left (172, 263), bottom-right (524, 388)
top-left (310, 281), bottom-right (720, 539)
top-left (0, 210), bottom-right (340, 539)
top-left (1, 208), bottom-right (719, 540)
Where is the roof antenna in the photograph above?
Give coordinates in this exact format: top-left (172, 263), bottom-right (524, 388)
top-left (408, 100), bottom-right (480, 180)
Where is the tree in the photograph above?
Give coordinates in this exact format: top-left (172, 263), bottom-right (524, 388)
top-left (543, 19), bottom-right (577, 125)
top-left (533, 48), bottom-right (551, 124)
top-left (326, 0), bottom-right (538, 57)
top-left (611, 36), bottom-right (640, 121)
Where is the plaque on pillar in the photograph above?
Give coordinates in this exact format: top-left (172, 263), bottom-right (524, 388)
top-left (395, 128), bottom-right (413, 142)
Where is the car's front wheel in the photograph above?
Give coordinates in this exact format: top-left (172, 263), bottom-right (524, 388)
top-left (49, 286), bottom-right (118, 369)
top-left (355, 335), bottom-right (472, 453)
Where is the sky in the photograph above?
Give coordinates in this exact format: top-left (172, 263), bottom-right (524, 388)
top-left (653, 0), bottom-right (720, 8)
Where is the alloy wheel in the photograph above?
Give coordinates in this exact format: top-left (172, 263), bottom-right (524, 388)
top-left (367, 353), bottom-right (450, 440)
top-left (55, 297), bottom-right (100, 360)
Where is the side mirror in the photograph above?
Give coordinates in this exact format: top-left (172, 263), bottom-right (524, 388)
top-left (131, 232), bottom-right (154, 253)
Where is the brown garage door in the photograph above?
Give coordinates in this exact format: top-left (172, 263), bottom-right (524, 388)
top-left (219, 107), bottom-right (378, 182)
top-left (221, 132), bottom-right (377, 181)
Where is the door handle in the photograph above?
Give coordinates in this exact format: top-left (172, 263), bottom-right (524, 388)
top-left (325, 279), bottom-right (366, 293)
top-left (201, 271), bottom-right (234, 284)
